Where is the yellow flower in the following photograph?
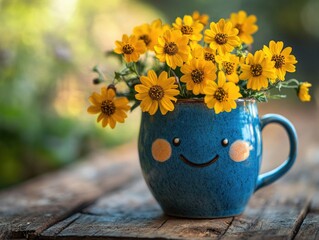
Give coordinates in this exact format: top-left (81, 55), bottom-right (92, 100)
top-left (173, 15), bottom-right (204, 41)
top-left (204, 77), bottom-right (242, 114)
top-left (161, 23), bottom-right (171, 33)
top-left (192, 11), bottom-right (209, 26)
top-left (190, 45), bottom-right (204, 59)
top-left (229, 10), bottom-right (258, 45)
top-left (298, 82), bottom-right (311, 102)
top-left (190, 46), bottom-right (217, 65)
top-left (215, 53), bottom-right (240, 83)
top-left (133, 19), bottom-right (163, 51)
top-left (240, 50), bottom-right (276, 90)
top-left (154, 29), bottom-right (190, 69)
top-left (114, 34), bottom-right (146, 63)
top-left (189, 40), bottom-right (202, 51)
top-left (203, 47), bottom-right (217, 64)
top-left (204, 19), bottom-right (240, 54)
top-left (135, 70), bottom-right (180, 115)
top-left (180, 59), bottom-right (217, 95)
top-left (87, 87), bottom-right (130, 129)
top-left (263, 40), bottom-right (298, 80)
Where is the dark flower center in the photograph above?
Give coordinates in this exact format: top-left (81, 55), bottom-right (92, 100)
top-left (122, 44), bottom-right (134, 54)
top-left (139, 34), bottom-right (151, 46)
top-left (181, 25), bottom-right (193, 35)
top-left (191, 69), bottom-right (204, 83)
top-left (204, 52), bottom-right (216, 63)
top-left (149, 85), bottom-right (164, 100)
top-left (223, 61), bottom-right (235, 75)
top-left (214, 33), bottom-right (228, 45)
top-left (164, 42), bottom-right (178, 55)
top-left (214, 87), bottom-right (228, 102)
top-left (250, 64), bottom-right (263, 77)
top-left (101, 100), bottom-right (116, 116)
top-left (235, 24), bottom-right (243, 35)
top-left (271, 54), bottom-right (285, 69)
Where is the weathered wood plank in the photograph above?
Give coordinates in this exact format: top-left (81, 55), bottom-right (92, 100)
top-left (39, 144), bottom-right (319, 240)
top-left (0, 144), bottom-right (140, 239)
top-left (43, 215), bottom-right (232, 240)
top-left (295, 213), bottom-right (319, 240)
top-left (41, 178), bottom-right (169, 239)
top-left (36, 214), bottom-right (82, 238)
top-left (40, 177), bottom-right (316, 240)
top-left (294, 193), bottom-right (319, 240)
top-left (41, 177), bottom-right (233, 240)
top-left (156, 217), bottom-right (233, 240)
top-left (219, 182), bottom-right (313, 240)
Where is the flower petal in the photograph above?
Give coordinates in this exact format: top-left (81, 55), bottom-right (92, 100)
top-left (87, 106), bottom-right (100, 114)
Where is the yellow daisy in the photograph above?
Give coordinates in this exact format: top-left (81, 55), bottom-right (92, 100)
top-left (135, 70), bottom-right (180, 115)
top-left (215, 53), bottom-right (240, 83)
top-left (192, 11), bottom-right (209, 26)
top-left (263, 40), bottom-right (298, 80)
top-left (189, 40), bottom-right (202, 51)
top-left (204, 77), bottom-right (242, 114)
top-left (229, 10), bottom-right (258, 45)
top-left (114, 34), bottom-right (146, 63)
top-left (161, 23), bottom-right (171, 33)
top-left (240, 50), bottom-right (276, 90)
top-left (204, 19), bottom-right (240, 54)
top-left (173, 15), bottom-right (204, 41)
top-left (180, 59), bottom-right (217, 95)
top-left (298, 82), bottom-right (311, 102)
top-left (190, 45), bottom-right (204, 59)
top-left (133, 19), bottom-right (163, 51)
top-left (87, 87), bottom-right (130, 129)
top-left (154, 29), bottom-right (190, 69)
top-left (190, 47), bottom-right (217, 65)
top-left (203, 47), bottom-right (217, 64)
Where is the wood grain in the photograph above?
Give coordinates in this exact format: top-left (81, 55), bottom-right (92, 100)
top-left (41, 179), bottom-right (169, 239)
top-left (2, 144), bottom-right (318, 240)
top-left (33, 137), bottom-right (319, 239)
top-left (40, 172), bottom-right (316, 240)
top-left (295, 213), bottom-right (319, 240)
top-left (0, 144), bottom-right (140, 239)
top-left (43, 177), bottom-right (233, 240)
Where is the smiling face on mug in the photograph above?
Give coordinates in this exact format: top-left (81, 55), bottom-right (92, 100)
top-left (151, 136), bottom-right (253, 167)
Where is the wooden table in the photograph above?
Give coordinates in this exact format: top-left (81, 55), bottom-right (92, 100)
top-left (0, 106), bottom-right (318, 239)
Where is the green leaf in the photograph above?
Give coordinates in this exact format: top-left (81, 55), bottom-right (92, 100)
top-left (130, 100), bottom-right (140, 112)
top-left (114, 71), bottom-right (122, 81)
top-left (268, 94), bottom-right (287, 100)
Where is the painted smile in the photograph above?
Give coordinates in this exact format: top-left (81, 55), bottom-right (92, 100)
top-left (179, 154), bottom-right (219, 168)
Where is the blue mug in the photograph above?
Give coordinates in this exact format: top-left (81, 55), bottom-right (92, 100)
top-left (138, 99), bottom-right (297, 218)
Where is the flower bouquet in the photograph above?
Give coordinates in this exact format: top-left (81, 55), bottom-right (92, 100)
top-left (87, 10), bottom-right (311, 128)
top-left (87, 11), bottom-right (309, 218)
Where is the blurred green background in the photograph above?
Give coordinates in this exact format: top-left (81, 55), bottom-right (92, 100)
top-left (0, 0), bottom-right (318, 188)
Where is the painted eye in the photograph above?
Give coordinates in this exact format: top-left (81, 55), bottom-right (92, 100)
top-left (221, 138), bottom-right (229, 147)
top-left (172, 137), bottom-right (181, 146)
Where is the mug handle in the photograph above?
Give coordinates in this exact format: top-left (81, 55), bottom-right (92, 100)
top-left (255, 114), bottom-right (298, 191)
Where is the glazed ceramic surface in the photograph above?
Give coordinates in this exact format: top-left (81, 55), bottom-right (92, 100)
top-left (138, 100), bottom-right (297, 218)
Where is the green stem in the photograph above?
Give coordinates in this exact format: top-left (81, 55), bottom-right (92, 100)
top-left (279, 85), bottom-right (298, 89)
top-left (92, 66), bottom-right (107, 81)
top-left (169, 68), bottom-right (185, 97)
top-left (133, 63), bottom-right (140, 77)
top-left (283, 78), bottom-right (299, 87)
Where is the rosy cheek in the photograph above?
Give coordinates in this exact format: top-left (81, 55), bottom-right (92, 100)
top-left (229, 140), bottom-right (252, 162)
top-left (151, 138), bottom-right (172, 162)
